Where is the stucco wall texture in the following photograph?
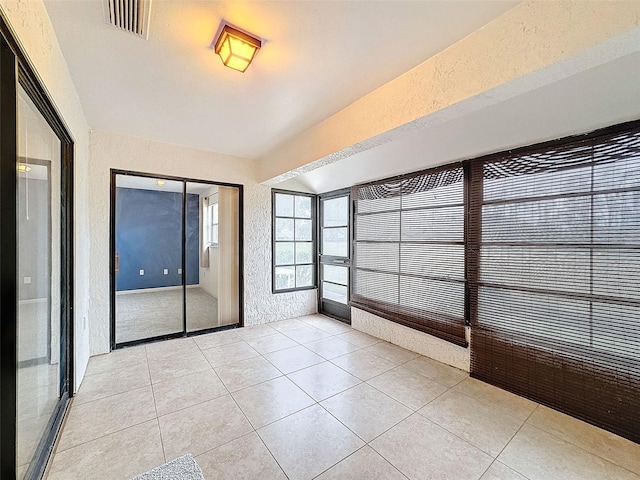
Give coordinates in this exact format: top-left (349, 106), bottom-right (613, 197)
top-left (89, 130), bottom-right (317, 355)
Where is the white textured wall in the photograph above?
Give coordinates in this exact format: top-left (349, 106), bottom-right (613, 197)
top-left (89, 130), bottom-right (316, 355)
top-left (352, 307), bottom-right (470, 372)
top-left (0, 0), bottom-right (91, 391)
top-left (259, 0), bottom-right (640, 185)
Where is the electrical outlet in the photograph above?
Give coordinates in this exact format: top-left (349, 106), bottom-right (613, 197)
top-left (163, 269), bottom-right (169, 275)
top-left (24, 276), bottom-right (31, 284)
top-left (139, 269), bottom-right (144, 276)
top-left (178, 268), bottom-right (182, 274)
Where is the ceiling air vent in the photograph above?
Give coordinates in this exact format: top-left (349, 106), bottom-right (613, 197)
top-left (105, 0), bottom-right (152, 39)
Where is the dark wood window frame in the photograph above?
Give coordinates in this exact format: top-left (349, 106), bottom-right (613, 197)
top-left (271, 189), bottom-right (318, 293)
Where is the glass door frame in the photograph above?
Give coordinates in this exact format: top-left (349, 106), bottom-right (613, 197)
top-left (318, 188), bottom-right (352, 323)
top-left (0, 13), bottom-right (75, 480)
top-left (109, 170), bottom-right (244, 349)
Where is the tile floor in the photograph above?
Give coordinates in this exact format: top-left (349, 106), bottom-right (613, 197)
top-left (46, 314), bottom-right (640, 480)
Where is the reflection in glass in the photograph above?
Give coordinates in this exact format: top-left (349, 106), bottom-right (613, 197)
top-left (322, 227), bottom-right (348, 257)
top-left (17, 85), bottom-right (62, 478)
top-left (275, 193), bottom-right (294, 217)
top-left (323, 196), bottom-right (349, 227)
top-left (188, 184), bottom-right (240, 331)
top-left (115, 176), bottom-right (184, 342)
top-left (295, 195), bottom-right (312, 218)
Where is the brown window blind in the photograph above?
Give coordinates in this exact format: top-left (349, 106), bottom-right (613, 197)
top-left (470, 126), bottom-right (640, 444)
top-left (352, 165), bottom-right (468, 347)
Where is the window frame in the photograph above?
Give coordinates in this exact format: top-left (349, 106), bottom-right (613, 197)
top-left (271, 189), bottom-right (317, 293)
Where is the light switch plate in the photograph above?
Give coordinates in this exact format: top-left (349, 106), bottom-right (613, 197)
top-left (178, 268), bottom-right (182, 274)
top-left (163, 269), bottom-right (169, 275)
top-left (24, 276), bottom-right (31, 284)
top-left (139, 269), bottom-right (144, 275)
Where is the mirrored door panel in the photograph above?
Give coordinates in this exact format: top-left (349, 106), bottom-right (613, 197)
top-left (16, 85), bottom-right (64, 478)
top-left (114, 175), bottom-right (184, 343)
top-left (186, 184), bottom-right (240, 331)
top-left (319, 191), bottom-right (351, 322)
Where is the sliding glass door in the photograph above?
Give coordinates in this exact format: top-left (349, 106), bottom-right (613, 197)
top-left (0, 24), bottom-right (74, 479)
top-left (111, 172), bottom-right (242, 347)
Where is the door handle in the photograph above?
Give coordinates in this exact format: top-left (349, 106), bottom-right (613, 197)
top-left (115, 252), bottom-right (120, 274)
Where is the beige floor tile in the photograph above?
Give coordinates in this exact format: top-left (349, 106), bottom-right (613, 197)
top-left (158, 394), bottom-right (253, 459)
top-left (148, 349), bottom-right (212, 384)
top-left (527, 405), bottom-right (640, 475)
top-left (263, 345), bottom-right (325, 374)
top-left (258, 404), bottom-right (364, 480)
top-left (331, 350), bottom-right (396, 381)
top-left (57, 386), bottom-right (156, 452)
top-left (152, 370), bottom-right (228, 416)
top-left (270, 318), bottom-right (309, 333)
top-left (74, 361), bottom-right (150, 405)
top-left (246, 332), bottom-right (299, 354)
top-left (214, 356), bottom-right (282, 392)
top-left (193, 329), bottom-right (243, 350)
top-left (480, 462), bottom-right (528, 480)
top-left (321, 383), bottom-right (412, 442)
top-left (301, 316), bottom-right (352, 335)
top-left (337, 330), bottom-right (382, 348)
top-left (362, 342), bottom-right (419, 365)
top-left (498, 424), bottom-right (640, 480)
top-left (305, 337), bottom-right (362, 360)
top-left (419, 389), bottom-right (525, 457)
top-left (233, 376), bottom-right (315, 428)
top-left (282, 325), bottom-right (334, 344)
top-left (402, 356), bottom-right (467, 387)
top-left (84, 346), bottom-right (147, 376)
top-left (196, 432), bottom-right (287, 480)
top-left (315, 446), bottom-right (407, 480)
top-left (367, 366), bottom-right (448, 411)
top-left (371, 414), bottom-right (493, 480)
top-left (288, 362), bottom-right (361, 401)
top-left (145, 338), bottom-right (199, 361)
top-left (452, 378), bottom-right (537, 422)
top-left (201, 341), bottom-right (259, 368)
top-left (48, 420), bottom-right (164, 480)
top-left (237, 324), bottom-right (277, 340)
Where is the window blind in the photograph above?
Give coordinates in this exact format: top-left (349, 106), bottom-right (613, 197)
top-left (470, 126), bottom-right (640, 444)
top-left (352, 165), bottom-right (468, 347)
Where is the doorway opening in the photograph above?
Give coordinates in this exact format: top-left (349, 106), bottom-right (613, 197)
top-left (110, 171), bottom-right (243, 348)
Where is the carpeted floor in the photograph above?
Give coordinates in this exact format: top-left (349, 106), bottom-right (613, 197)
top-left (115, 287), bottom-right (219, 343)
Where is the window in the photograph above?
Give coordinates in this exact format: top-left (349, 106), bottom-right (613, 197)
top-left (352, 165), bottom-right (467, 346)
top-left (205, 194), bottom-right (219, 247)
top-left (272, 190), bottom-right (316, 292)
top-left (470, 125), bottom-right (640, 445)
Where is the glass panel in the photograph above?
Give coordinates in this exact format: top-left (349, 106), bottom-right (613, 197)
top-left (186, 184), bottom-right (241, 332)
top-left (323, 282), bottom-right (348, 304)
top-left (295, 195), bottom-right (312, 218)
top-left (275, 242), bottom-right (295, 265)
top-left (323, 196), bottom-right (349, 227)
top-left (296, 242), bottom-right (313, 264)
top-left (275, 266), bottom-right (296, 290)
top-left (16, 85), bottom-right (62, 477)
top-left (296, 265), bottom-right (314, 287)
top-left (115, 175), bottom-right (184, 342)
top-left (323, 265), bottom-right (348, 286)
top-left (295, 219), bottom-right (312, 241)
top-left (275, 218), bottom-right (294, 241)
top-left (322, 227), bottom-right (348, 257)
top-left (275, 193), bottom-right (294, 217)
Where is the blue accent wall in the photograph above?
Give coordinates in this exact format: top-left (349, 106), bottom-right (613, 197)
top-left (116, 187), bottom-right (200, 291)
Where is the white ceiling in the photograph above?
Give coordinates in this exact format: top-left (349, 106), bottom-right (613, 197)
top-left (277, 51), bottom-right (640, 193)
top-left (44, 0), bottom-right (518, 159)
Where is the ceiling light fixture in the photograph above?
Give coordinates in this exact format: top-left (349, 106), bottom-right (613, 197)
top-left (17, 164), bottom-right (31, 172)
top-left (213, 23), bottom-right (262, 73)
top-left (156, 180), bottom-right (166, 186)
